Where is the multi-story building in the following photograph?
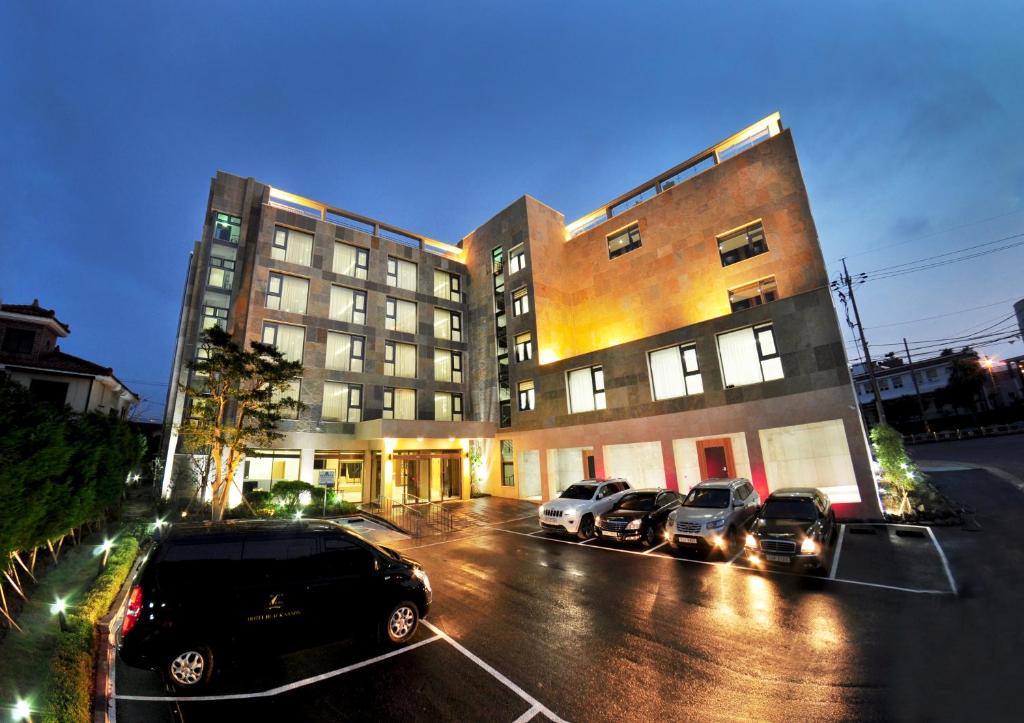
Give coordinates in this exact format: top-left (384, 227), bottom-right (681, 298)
top-left (162, 113), bottom-right (881, 518)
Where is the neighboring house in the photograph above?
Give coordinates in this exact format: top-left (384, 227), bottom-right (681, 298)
top-left (162, 112), bottom-right (881, 518)
top-left (0, 300), bottom-right (139, 418)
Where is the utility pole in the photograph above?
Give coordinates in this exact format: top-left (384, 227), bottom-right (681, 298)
top-left (842, 258), bottom-right (887, 425)
top-left (903, 337), bottom-right (932, 435)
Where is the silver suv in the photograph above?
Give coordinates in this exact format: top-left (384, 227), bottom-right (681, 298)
top-left (666, 478), bottom-right (760, 556)
top-left (538, 479), bottom-right (631, 539)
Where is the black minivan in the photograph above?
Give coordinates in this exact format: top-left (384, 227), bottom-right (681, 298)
top-left (119, 519), bottom-right (431, 690)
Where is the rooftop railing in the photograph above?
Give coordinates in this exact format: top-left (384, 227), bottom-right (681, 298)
top-left (564, 112), bottom-right (783, 239)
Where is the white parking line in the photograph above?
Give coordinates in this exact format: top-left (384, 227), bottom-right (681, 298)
top-left (644, 541), bottom-right (668, 554)
top-left (513, 704), bottom-right (542, 723)
top-left (114, 635), bottom-right (443, 702)
top-left (577, 536), bottom-right (599, 545)
top-left (924, 526), bottom-right (959, 596)
top-left (829, 524), bottom-right (846, 580)
top-left (421, 620), bottom-right (568, 723)
top-left (528, 530), bottom-right (545, 537)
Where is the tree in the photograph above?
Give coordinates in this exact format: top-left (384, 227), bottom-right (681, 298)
top-left (177, 326), bottom-right (303, 520)
top-left (935, 349), bottom-right (985, 418)
top-left (869, 423), bottom-right (921, 517)
top-left (879, 352), bottom-right (905, 369)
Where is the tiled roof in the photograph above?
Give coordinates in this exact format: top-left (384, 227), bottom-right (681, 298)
top-left (0, 348), bottom-right (112, 376)
top-left (0, 301), bottom-right (70, 332)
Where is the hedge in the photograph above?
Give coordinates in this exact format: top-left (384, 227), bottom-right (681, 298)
top-left (43, 536), bottom-right (141, 723)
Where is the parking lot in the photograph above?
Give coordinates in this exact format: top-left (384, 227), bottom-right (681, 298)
top-left (114, 469), bottom-right (1022, 722)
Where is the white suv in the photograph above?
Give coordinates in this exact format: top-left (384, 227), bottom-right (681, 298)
top-left (666, 478), bottom-right (760, 556)
top-left (538, 479), bottom-right (631, 539)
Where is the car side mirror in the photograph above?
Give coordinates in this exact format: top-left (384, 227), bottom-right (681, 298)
top-left (733, 501), bottom-right (743, 508)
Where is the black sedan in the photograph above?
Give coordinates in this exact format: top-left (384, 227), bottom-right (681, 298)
top-left (744, 487), bottom-right (836, 573)
top-left (595, 489), bottom-right (682, 547)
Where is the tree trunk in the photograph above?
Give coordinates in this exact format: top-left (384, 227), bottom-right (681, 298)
top-left (211, 443), bottom-right (226, 521)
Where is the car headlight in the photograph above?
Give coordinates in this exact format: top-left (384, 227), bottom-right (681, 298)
top-left (745, 533), bottom-right (758, 549)
top-left (595, 515), bottom-right (603, 526)
top-left (413, 567), bottom-right (431, 592)
top-left (800, 538), bottom-right (818, 555)
top-left (706, 518), bottom-right (726, 530)
top-left (668, 510), bottom-right (677, 523)
top-left (627, 519), bottom-right (642, 530)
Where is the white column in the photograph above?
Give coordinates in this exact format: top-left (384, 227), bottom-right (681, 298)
top-left (300, 447), bottom-right (316, 484)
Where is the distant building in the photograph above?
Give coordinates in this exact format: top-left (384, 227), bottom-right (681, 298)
top-left (0, 300), bottom-right (139, 417)
top-left (1015, 298), bottom-right (1024, 340)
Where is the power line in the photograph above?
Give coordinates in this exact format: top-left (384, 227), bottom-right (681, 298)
top-left (862, 296), bottom-right (1022, 330)
top-left (858, 231), bottom-right (1024, 276)
top-left (861, 237), bottom-right (1024, 282)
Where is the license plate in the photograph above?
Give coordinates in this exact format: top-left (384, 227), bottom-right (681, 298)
top-left (765, 554), bottom-right (790, 563)
top-left (676, 536), bottom-right (698, 544)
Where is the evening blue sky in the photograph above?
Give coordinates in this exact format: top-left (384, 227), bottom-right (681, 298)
top-left (1, 1), bottom-right (1022, 420)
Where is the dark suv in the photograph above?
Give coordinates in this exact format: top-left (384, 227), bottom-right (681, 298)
top-left (118, 519), bottom-right (431, 690)
top-left (744, 488), bottom-right (836, 573)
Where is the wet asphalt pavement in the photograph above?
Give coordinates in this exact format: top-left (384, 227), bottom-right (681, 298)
top-left (116, 467), bottom-right (1024, 722)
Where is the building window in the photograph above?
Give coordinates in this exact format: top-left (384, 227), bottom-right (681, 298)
top-left (323, 382), bottom-right (362, 423)
top-left (648, 343), bottom-right (703, 400)
top-left (514, 332), bottom-right (532, 362)
top-left (386, 257), bottom-right (418, 291)
top-left (213, 212), bottom-right (241, 244)
top-left (383, 387), bottom-right (416, 420)
top-left (566, 365), bottom-right (606, 413)
top-left (330, 286), bottom-right (367, 325)
top-left (272, 226), bottom-right (314, 266)
top-left (509, 244), bottom-right (526, 274)
top-left (202, 291), bottom-right (230, 330)
top-left (29, 379), bottom-right (69, 406)
top-left (434, 269), bottom-right (461, 302)
top-left (272, 379), bottom-right (301, 420)
top-left (716, 322), bottom-right (783, 388)
top-left (492, 246), bottom-right (511, 428)
top-left (718, 222), bottom-right (767, 267)
top-left (333, 242), bottom-right (368, 279)
top-left (518, 380), bottom-right (535, 411)
top-left (261, 322), bottom-right (305, 364)
top-left (208, 244), bottom-right (237, 289)
top-left (892, 375), bottom-right (904, 389)
top-left (607, 223), bottom-right (642, 259)
top-left (926, 368), bottom-right (939, 381)
top-left (266, 273), bottom-right (309, 314)
top-left (433, 308), bottom-right (461, 341)
top-left (1, 328), bottom-right (35, 354)
top-left (384, 341), bottom-right (417, 378)
top-left (512, 287), bottom-right (530, 316)
top-left (434, 349), bottom-right (463, 383)
top-left (325, 332), bottom-right (364, 373)
top-left (729, 277), bottom-right (778, 312)
top-left (501, 440), bottom-right (514, 486)
top-left (434, 392), bottom-right (463, 421)
top-left (879, 378), bottom-right (890, 391)
top-left (386, 298), bottom-right (418, 334)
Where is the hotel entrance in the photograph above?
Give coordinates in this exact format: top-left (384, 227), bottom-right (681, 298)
top-left (391, 449), bottom-right (463, 503)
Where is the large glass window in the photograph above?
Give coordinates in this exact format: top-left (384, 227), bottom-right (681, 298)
top-left (514, 332), bottom-right (532, 362)
top-left (386, 298), bottom-right (418, 334)
top-left (509, 244), bottom-right (526, 274)
top-left (512, 287), bottom-right (530, 316)
top-left (566, 365), bottom-right (606, 413)
top-left (387, 257), bottom-right (418, 291)
top-left (433, 308), bottom-right (462, 341)
top-left (717, 322), bottom-right (783, 388)
top-left (383, 387), bottom-right (416, 420)
top-left (330, 286), bottom-right (367, 325)
top-left (261, 322), bottom-right (305, 364)
top-left (501, 440), bottom-right (515, 486)
top-left (202, 291), bottom-right (230, 330)
top-left (333, 242), bottom-right (368, 279)
top-left (518, 379), bottom-right (535, 411)
top-left (323, 382), bottom-right (362, 423)
top-left (272, 226), bottom-right (314, 266)
top-left (648, 343), bottom-right (703, 400)
top-left (607, 223), bottom-right (642, 259)
top-left (266, 273), bottom-right (309, 314)
top-left (208, 244), bottom-right (236, 289)
top-left (434, 392), bottom-right (463, 421)
top-left (213, 212), bottom-right (241, 244)
top-left (434, 349), bottom-right (463, 383)
top-left (729, 277), bottom-right (778, 312)
top-left (718, 222), bottom-right (767, 267)
top-left (384, 341), bottom-right (417, 378)
top-left (433, 269), bottom-right (461, 302)
top-left (325, 332), bottom-right (364, 372)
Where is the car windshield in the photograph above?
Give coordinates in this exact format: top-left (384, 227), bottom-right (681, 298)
top-left (761, 499), bottom-right (817, 521)
top-left (617, 493), bottom-right (657, 511)
top-left (559, 484), bottom-right (596, 500)
top-left (682, 488), bottom-right (730, 509)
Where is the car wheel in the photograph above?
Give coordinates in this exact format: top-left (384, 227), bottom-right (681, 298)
top-left (726, 526), bottom-right (739, 555)
top-left (577, 515), bottom-right (595, 540)
top-left (166, 645), bottom-right (214, 690)
top-left (643, 524), bottom-right (659, 547)
top-left (384, 601), bottom-right (420, 645)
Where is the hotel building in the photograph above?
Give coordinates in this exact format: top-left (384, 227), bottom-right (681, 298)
top-left (161, 114), bottom-right (881, 518)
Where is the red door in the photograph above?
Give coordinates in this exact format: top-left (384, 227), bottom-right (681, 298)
top-left (697, 438), bottom-right (736, 480)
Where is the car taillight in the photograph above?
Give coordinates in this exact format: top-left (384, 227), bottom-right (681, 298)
top-left (122, 585), bottom-right (143, 636)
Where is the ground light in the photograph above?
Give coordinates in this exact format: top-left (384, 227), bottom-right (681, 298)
top-left (12, 698), bottom-right (31, 721)
top-left (97, 538), bottom-right (115, 569)
top-left (50, 596), bottom-right (69, 632)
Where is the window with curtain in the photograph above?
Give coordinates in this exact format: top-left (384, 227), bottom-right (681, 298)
top-left (518, 379), bottom-right (535, 411)
top-left (385, 341), bottom-right (417, 378)
top-left (330, 286), bottom-right (367, 325)
top-left (333, 242), bottom-right (368, 279)
top-left (326, 331), bottom-right (364, 372)
top-left (514, 332), bottom-right (532, 362)
top-left (266, 273), bottom-right (308, 314)
top-left (202, 291), bottom-right (230, 330)
top-left (433, 308), bottom-right (461, 341)
top-left (433, 269), bottom-right (461, 302)
top-left (512, 287), bottom-right (529, 316)
top-left (509, 244), bottom-right (526, 274)
top-left (261, 322), bottom-right (305, 364)
top-left (566, 365), bottom-right (606, 413)
top-left (384, 387), bottom-right (416, 420)
top-left (386, 298), bottom-right (417, 333)
top-left (272, 226), bottom-right (314, 266)
top-left (648, 343), bottom-right (703, 400)
top-left (323, 382), bottom-right (362, 422)
top-left (434, 392), bottom-right (463, 421)
top-left (434, 349), bottom-right (462, 383)
top-left (717, 323), bottom-right (783, 388)
top-left (272, 380), bottom-right (301, 419)
top-left (387, 257), bottom-right (418, 291)
top-left (208, 244), bottom-right (236, 289)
